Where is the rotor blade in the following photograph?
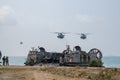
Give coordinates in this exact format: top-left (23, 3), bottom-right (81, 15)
top-left (75, 33), bottom-right (91, 35)
top-left (75, 33), bottom-right (82, 35)
top-left (50, 32), bottom-right (59, 34)
top-left (62, 32), bottom-right (70, 34)
top-left (85, 33), bottom-right (91, 35)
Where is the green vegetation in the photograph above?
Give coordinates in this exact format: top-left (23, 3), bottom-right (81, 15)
top-left (89, 60), bottom-right (103, 67)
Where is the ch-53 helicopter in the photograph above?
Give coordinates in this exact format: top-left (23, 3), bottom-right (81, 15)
top-left (20, 41), bottom-right (23, 45)
top-left (76, 33), bottom-right (90, 40)
top-left (53, 32), bottom-right (69, 39)
top-left (52, 32), bottom-right (90, 40)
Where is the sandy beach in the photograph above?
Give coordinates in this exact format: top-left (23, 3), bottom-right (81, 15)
top-left (0, 66), bottom-right (120, 80)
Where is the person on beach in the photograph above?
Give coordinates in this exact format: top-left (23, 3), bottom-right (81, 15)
top-left (0, 51), bottom-right (2, 60)
top-left (0, 51), bottom-right (2, 65)
top-left (5, 56), bottom-right (9, 66)
top-left (2, 56), bottom-right (5, 66)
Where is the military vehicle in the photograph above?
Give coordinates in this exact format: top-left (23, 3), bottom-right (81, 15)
top-left (59, 45), bottom-right (102, 66)
top-left (52, 32), bottom-right (69, 39)
top-left (24, 47), bottom-right (62, 66)
top-left (76, 33), bottom-right (90, 40)
top-left (24, 45), bottom-right (103, 67)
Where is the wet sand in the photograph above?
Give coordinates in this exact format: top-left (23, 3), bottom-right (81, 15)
top-left (0, 66), bottom-right (120, 80)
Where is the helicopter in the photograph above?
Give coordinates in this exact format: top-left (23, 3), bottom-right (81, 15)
top-left (76, 33), bottom-right (90, 39)
top-left (53, 32), bottom-right (69, 39)
top-left (20, 41), bottom-right (23, 45)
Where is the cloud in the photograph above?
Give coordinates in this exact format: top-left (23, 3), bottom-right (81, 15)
top-left (0, 5), bottom-right (17, 26)
top-left (76, 14), bottom-right (104, 24)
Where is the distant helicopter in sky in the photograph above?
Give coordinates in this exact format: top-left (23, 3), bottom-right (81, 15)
top-left (53, 32), bottom-right (69, 39)
top-left (76, 33), bottom-right (90, 39)
top-left (20, 41), bottom-right (23, 45)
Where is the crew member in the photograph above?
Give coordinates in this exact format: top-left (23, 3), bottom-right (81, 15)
top-left (2, 56), bottom-right (5, 66)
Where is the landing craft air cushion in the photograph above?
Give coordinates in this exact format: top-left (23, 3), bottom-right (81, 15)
top-left (24, 45), bottom-right (103, 67)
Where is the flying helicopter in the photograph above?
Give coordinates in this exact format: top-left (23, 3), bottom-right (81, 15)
top-left (20, 41), bottom-right (23, 45)
top-left (76, 33), bottom-right (90, 39)
top-left (53, 32), bottom-right (69, 39)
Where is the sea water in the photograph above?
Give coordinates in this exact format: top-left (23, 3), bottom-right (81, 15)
top-left (0, 56), bottom-right (26, 66)
top-left (9, 56), bottom-right (26, 66)
top-left (0, 56), bottom-right (120, 68)
top-left (103, 56), bottom-right (120, 68)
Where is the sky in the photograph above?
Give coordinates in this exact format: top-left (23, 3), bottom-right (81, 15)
top-left (0, 0), bottom-right (120, 56)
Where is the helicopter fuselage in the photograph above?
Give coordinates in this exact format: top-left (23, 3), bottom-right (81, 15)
top-left (57, 33), bottom-right (64, 39)
top-left (80, 34), bottom-right (87, 39)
